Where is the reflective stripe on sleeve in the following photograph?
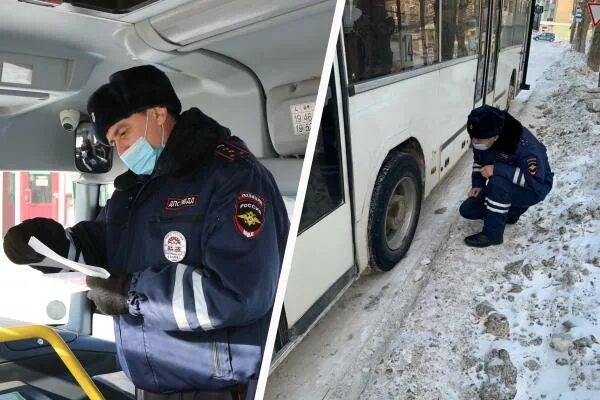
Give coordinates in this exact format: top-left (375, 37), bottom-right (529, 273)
top-left (172, 264), bottom-right (191, 331)
top-left (513, 168), bottom-right (521, 185)
top-left (191, 270), bottom-right (214, 331)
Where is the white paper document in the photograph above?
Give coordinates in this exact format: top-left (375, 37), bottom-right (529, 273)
top-left (43, 271), bottom-right (90, 292)
top-left (28, 236), bottom-right (111, 279)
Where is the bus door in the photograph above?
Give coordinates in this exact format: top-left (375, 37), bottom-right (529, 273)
top-left (283, 57), bottom-right (355, 335)
top-left (485, 0), bottom-right (502, 105)
top-left (474, 0), bottom-right (502, 107)
top-left (20, 172), bottom-right (59, 222)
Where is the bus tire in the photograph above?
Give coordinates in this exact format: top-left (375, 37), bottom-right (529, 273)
top-left (506, 75), bottom-right (516, 111)
top-left (368, 152), bottom-right (422, 271)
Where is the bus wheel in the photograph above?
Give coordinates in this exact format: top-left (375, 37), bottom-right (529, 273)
top-left (506, 79), bottom-right (516, 111)
top-left (368, 152), bottom-right (422, 271)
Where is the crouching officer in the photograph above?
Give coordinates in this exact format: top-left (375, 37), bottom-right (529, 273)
top-left (459, 105), bottom-right (553, 247)
top-left (3, 65), bottom-right (290, 399)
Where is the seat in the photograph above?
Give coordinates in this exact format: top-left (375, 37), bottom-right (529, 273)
top-left (258, 157), bottom-right (303, 217)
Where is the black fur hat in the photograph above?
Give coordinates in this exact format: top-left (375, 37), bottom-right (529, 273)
top-left (467, 105), bottom-right (506, 139)
top-left (87, 65), bottom-right (182, 143)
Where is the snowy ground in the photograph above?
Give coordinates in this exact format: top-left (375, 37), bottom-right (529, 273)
top-left (265, 41), bottom-right (599, 400)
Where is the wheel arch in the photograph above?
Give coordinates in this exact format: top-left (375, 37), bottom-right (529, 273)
top-left (389, 137), bottom-right (425, 196)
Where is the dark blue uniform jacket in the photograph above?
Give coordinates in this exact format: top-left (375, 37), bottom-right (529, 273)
top-left (472, 127), bottom-right (553, 201)
top-left (70, 108), bottom-right (290, 392)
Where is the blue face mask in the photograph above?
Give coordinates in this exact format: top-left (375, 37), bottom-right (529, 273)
top-left (472, 142), bottom-right (491, 151)
top-left (120, 111), bottom-right (165, 175)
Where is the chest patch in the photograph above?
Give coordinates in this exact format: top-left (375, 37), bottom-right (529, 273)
top-left (216, 142), bottom-right (249, 161)
top-left (234, 192), bottom-right (266, 239)
top-left (165, 195), bottom-right (198, 211)
top-left (527, 157), bottom-right (538, 175)
top-left (164, 231), bottom-right (187, 262)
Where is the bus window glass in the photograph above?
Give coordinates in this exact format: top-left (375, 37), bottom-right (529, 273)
top-left (486, 0), bottom-right (501, 94)
top-left (344, 0), bottom-right (440, 84)
top-left (474, 0), bottom-right (490, 102)
top-left (512, 0), bottom-right (529, 46)
top-left (299, 82), bottom-right (345, 233)
top-left (441, 0), bottom-right (480, 61)
top-left (0, 171), bottom-right (78, 326)
top-left (500, 0), bottom-right (516, 49)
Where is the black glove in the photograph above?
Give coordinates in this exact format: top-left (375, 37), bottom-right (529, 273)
top-left (86, 273), bottom-right (132, 316)
top-left (3, 218), bottom-right (70, 273)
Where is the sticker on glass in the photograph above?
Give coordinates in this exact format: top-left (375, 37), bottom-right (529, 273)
top-left (290, 102), bottom-right (315, 136)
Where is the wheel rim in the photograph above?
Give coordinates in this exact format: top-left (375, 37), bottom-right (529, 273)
top-left (507, 83), bottom-right (515, 109)
top-left (383, 176), bottom-right (417, 251)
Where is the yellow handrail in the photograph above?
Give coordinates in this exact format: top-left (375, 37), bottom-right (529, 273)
top-left (0, 325), bottom-right (105, 400)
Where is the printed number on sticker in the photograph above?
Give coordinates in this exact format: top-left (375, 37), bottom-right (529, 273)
top-left (290, 102), bottom-right (315, 136)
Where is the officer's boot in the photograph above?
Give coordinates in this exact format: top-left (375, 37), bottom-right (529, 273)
top-left (465, 176), bottom-right (511, 247)
top-left (464, 232), bottom-right (503, 247)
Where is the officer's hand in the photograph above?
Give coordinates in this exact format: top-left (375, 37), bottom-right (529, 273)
top-left (3, 218), bottom-right (69, 273)
top-left (480, 165), bottom-right (494, 178)
top-left (86, 273), bottom-right (132, 316)
top-left (468, 187), bottom-right (482, 198)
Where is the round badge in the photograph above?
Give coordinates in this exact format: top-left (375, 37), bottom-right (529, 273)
top-left (163, 231), bottom-right (187, 263)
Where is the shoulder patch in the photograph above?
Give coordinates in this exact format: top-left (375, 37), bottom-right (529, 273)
top-left (234, 192), bottom-right (265, 239)
top-left (216, 142), bottom-right (249, 161)
top-left (526, 156), bottom-right (537, 175)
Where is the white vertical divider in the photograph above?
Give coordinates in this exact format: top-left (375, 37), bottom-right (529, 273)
top-left (253, 0), bottom-right (346, 398)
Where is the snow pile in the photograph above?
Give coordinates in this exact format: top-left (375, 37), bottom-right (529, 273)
top-left (360, 46), bottom-right (600, 399)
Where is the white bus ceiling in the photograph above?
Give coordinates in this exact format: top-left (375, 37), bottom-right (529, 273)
top-left (0, 0), bottom-right (335, 174)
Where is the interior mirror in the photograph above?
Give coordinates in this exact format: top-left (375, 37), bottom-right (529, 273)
top-left (74, 122), bottom-right (113, 173)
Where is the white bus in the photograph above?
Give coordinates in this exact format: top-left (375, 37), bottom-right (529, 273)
top-left (273, 0), bottom-right (534, 363)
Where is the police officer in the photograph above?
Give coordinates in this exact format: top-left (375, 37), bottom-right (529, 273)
top-left (459, 105), bottom-right (553, 247)
top-left (3, 65), bottom-right (290, 399)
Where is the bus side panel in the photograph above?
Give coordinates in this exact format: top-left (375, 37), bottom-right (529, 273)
top-left (347, 70), bottom-right (441, 271)
top-left (438, 59), bottom-right (479, 178)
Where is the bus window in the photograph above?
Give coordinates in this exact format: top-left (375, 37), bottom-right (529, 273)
top-left (99, 182), bottom-right (116, 208)
top-left (441, 0), bottom-right (480, 61)
top-left (486, 0), bottom-right (501, 94)
top-left (474, 0), bottom-right (490, 102)
top-left (0, 171), bottom-right (77, 326)
top-left (512, 0), bottom-right (530, 46)
top-left (500, 0), bottom-right (516, 49)
top-left (299, 82), bottom-right (344, 233)
top-left (344, 0), bottom-right (440, 84)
